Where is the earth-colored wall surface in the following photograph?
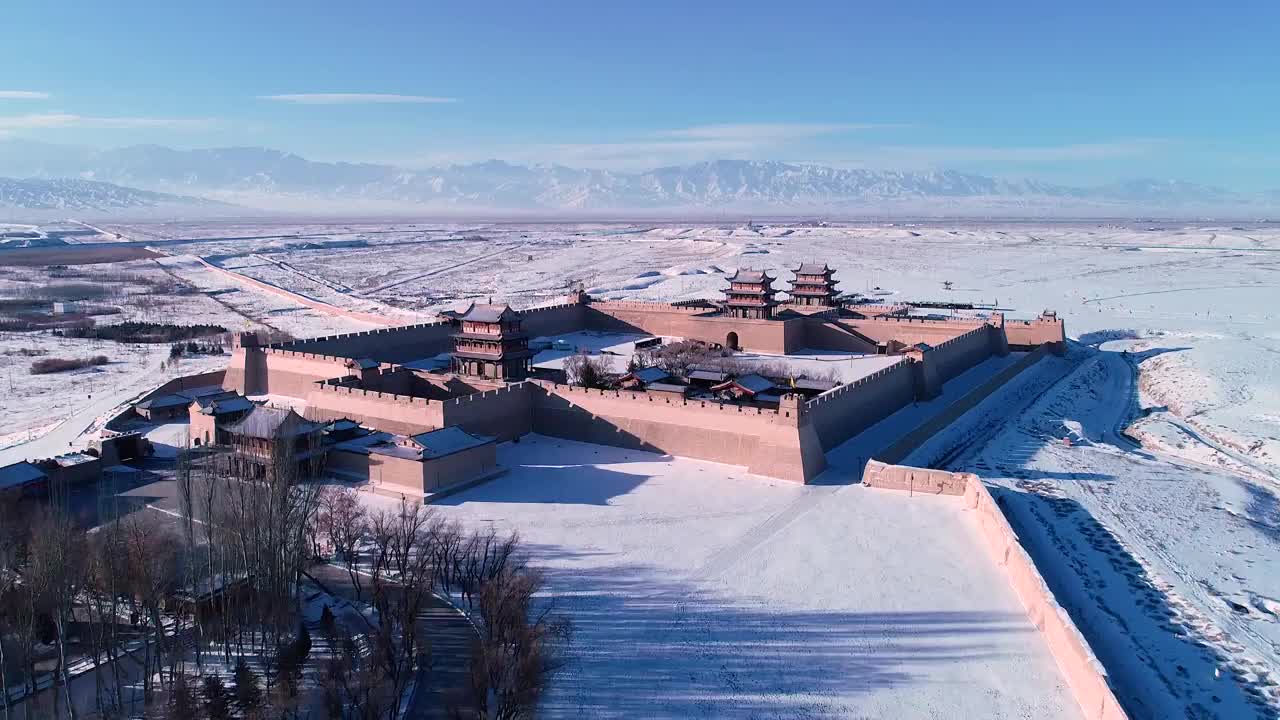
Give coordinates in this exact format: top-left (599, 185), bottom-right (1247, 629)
top-left (529, 381), bottom-right (823, 481)
top-left (304, 384), bottom-right (445, 436)
top-left (805, 360), bottom-right (916, 449)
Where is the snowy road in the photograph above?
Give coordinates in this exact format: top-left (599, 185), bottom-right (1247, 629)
top-left (0, 356), bottom-right (171, 466)
top-left (933, 345), bottom-right (1280, 719)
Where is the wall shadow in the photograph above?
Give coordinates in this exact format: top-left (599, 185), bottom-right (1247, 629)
top-left (432, 457), bottom-right (650, 507)
top-left (523, 543), bottom-right (1043, 718)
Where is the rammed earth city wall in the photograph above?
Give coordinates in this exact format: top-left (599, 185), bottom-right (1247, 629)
top-left (862, 461), bottom-right (1128, 720)
top-left (805, 360), bottom-right (916, 449)
top-left (529, 381), bottom-right (825, 481)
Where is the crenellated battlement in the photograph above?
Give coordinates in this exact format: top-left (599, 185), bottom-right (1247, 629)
top-left (312, 381), bottom-right (439, 406)
top-left (267, 318), bottom-right (453, 352)
top-left (865, 313), bottom-right (988, 328)
top-left (930, 324), bottom-right (990, 351)
top-left (587, 299), bottom-right (712, 315)
top-left (532, 379), bottom-right (799, 419)
top-left (804, 360), bottom-right (910, 408)
top-left (444, 382), bottom-right (531, 406)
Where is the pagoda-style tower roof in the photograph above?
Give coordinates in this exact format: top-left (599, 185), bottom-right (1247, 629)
top-left (726, 269), bottom-right (775, 284)
top-left (443, 303), bottom-right (521, 324)
top-left (792, 262), bottom-right (835, 277)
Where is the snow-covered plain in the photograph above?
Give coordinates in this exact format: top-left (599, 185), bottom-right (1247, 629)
top-left (9, 218), bottom-right (1278, 716)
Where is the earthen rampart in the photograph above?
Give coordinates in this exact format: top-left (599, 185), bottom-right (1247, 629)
top-left (805, 360), bottom-right (916, 449)
top-left (874, 345), bottom-right (1050, 464)
top-left (926, 324), bottom-right (996, 382)
top-left (861, 460), bottom-right (1128, 720)
top-left (193, 256), bottom-right (400, 327)
top-left (528, 381), bottom-right (823, 481)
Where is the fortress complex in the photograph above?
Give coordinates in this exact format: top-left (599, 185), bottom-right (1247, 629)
top-left (215, 263), bottom-right (1065, 492)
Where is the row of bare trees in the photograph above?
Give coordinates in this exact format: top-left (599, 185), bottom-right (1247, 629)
top-left (2, 433), bottom-right (569, 720)
top-left (313, 488), bottom-right (571, 720)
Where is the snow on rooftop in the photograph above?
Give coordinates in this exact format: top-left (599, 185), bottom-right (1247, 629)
top-left (409, 426), bottom-right (493, 458)
top-left (404, 435), bottom-right (1079, 718)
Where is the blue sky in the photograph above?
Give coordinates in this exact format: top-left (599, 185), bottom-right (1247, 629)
top-left (2, 0), bottom-right (1278, 189)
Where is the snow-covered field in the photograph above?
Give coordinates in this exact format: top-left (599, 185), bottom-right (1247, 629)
top-left (7, 218), bottom-right (1278, 716)
top-left (365, 435), bottom-right (1077, 719)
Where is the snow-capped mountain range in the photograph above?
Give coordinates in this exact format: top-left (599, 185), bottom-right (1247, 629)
top-left (0, 177), bottom-right (220, 212)
top-left (0, 139), bottom-right (1273, 215)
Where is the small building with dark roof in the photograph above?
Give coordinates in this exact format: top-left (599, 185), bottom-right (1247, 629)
top-left (189, 392), bottom-right (257, 447)
top-left (0, 461), bottom-right (48, 497)
top-left (136, 393), bottom-right (195, 421)
top-left (711, 373), bottom-right (777, 399)
top-left (617, 366), bottom-right (672, 389)
top-left (218, 406), bottom-right (327, 478)
top-left (328, 425), bottom-right (500, 500)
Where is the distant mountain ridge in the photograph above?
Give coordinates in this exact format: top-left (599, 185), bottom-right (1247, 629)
top-left (0, 176), bottom-right (222, 212)
top-left (0, 139), bottom-right (1272, 215)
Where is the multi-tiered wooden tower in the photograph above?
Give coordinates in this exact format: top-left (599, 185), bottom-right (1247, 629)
top-left (450, 304), bottom-right (533, 380)
top-left (787, 263), bottom-right (840, 307)
top-left (722, 269), bottom-right (780, 320)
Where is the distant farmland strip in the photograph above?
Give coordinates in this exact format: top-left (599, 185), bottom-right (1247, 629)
top-left (0, 244), bottom-right (160, 266)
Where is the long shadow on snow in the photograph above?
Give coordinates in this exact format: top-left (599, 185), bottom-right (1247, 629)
top-left (523, 543), bottom-right (1038, 718)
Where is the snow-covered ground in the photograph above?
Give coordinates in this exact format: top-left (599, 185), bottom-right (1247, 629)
top-left (905, 346), bottom-right (1280, 718)
top-left (363, 435), bottom-right (1078, 719)
top-left (11, 218), bottom-right (1276, 715)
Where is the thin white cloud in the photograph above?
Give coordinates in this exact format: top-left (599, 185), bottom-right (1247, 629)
top-left (869, 140), bottom-right (1167, 165)
top-left (658, 122), bottom-right (906, 141)
top-left (0, 113), bottom-right (215, 130)
top-left (260, 93), bottom-right (458, 105)
top-left (0, 91), bottom-right (50, 100)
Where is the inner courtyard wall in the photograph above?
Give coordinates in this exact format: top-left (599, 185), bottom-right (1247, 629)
top-left (584, 301), bottom-right (804, 353)
top-left (304, 384), bottom-right (445, 436)
top-left (927, 325), bottom-right (998, 382)
top-left (842, 315), bottom-right (987, 346)
top-left (805, 360), bottom-right (917, 450)
top-left (528, 381), bottom-right (824, 481)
